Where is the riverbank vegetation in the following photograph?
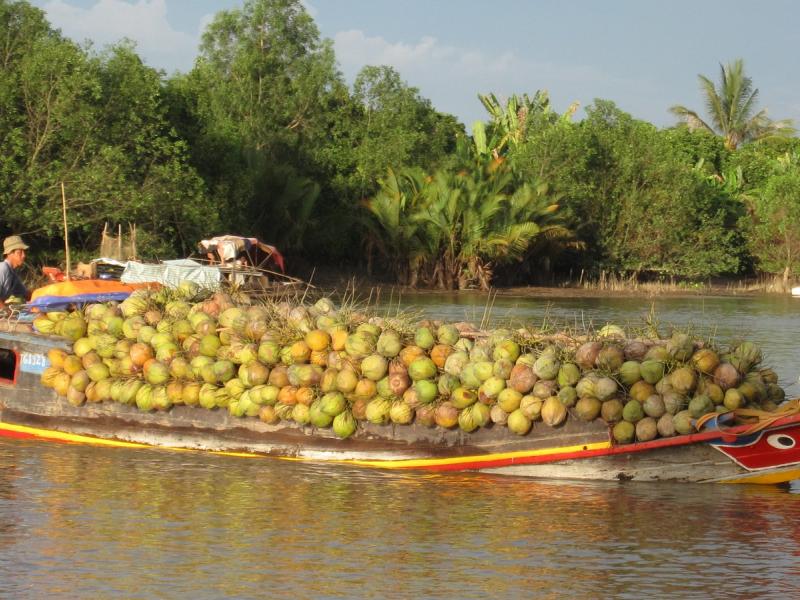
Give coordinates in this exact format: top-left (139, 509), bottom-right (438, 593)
top-left (1, 0), bottom-right (798, 291)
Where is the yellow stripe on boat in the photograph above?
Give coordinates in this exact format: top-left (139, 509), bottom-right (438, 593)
top-left (716, 466), bottom-right (800, 485)
top-left (341, 440), bottom-right (613, 470)
top-left (0, 421), bottom-right (151, 449)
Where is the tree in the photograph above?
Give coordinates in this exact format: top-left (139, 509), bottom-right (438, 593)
top-left (670, 59), bottom-right (795, 150)
top-left (746, 154), bottom-right (800, 285)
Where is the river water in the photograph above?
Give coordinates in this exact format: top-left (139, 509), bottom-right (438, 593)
top-left (1, 293), bottom-right (799, 598)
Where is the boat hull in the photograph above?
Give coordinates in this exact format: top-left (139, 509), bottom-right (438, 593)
top-left (2, 326), bottom-right (800, 484)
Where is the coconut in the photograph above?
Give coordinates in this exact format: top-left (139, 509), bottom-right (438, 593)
top-left (375, 331), bottom-right (401, 358)
top-left (497, 388), bottom-right (523, 412)
top-left (478, 376), bottom-right (505, 404)
top-left (541, 396), bottom-right (567, 427)
top-left (555, 363), bottom-right (580, 388)
top-left (661, 391), bottom-right (684, 415)
top-left (594, 377), bottom-right (618, 401)
top-left (469, 343), bottom-right (492, 363)
top-left (415, 405), bottom-right (437, 428)
top-left (670, 366), bottom-right (697, 395)
top-left (635, 417), bottom-right (658, 442)
top-left (639, 360), bottom-right (665, 385)
top-left (437, 373), bottom-right (459, 397)
top-left (722, 388), bottom-right (747, 410)
top-left (575, 397), bottom-right (601, 421)
top-left (731, 341), bottom-right (762, 373)
top-left (493, 340), bottom-right (521, 363)
top-left (458, 406), bottom-right (478, 432)
top-left (490, 405), bottom-right (509, 425)
top-left (557, 386), bottom-right (578, 408)
top-left (365, 398), bottom-right (391, 424)
top-left (601, 399), bottom-right (624, 423)
top-left (628, 380), bottom-right (655, 403)
top-left (258, 405), bottom-right (280, 424)
top-left (408, 357), bottom-right (437, 381)
top-left (532, 380), bottom-right (558, 400)
top-left (431, 345), bottom-right (454, 369)
top-left (414, 327), bottom-right (435, 350)
top-left (612, 421), bottom-right (635, 444)
top-left (451, 387), bottom-right (478, 409)
top-left (437, 324), bottom-right (460, 346)
top-left (575, 342), bottom-right (602, 370)
top-left (618, 361), bottom-right (642, 387)
top-left (520, 396), bottom-right (543, 420)
top-left (622, 400), bottom-right (644, 423)
top-left (507, 409), bottom-right (532, 435)
top-left (333, 411), bottom-right (357, 438)
top-left (666, 332), bottom-right (694, 361)
top-left (470, 402), bottom-right (491, 428)
top-left (509, 364), bottom-right (537, 394)
top-left (414, 380), bottom-right (438, 404)
top-left (644, 345), bottom-right (669, 361)
top-left (533, 355), bottom-right (560, 381)
top-left (642, 394), bottom-right (666, 418)
top-left (492, 358), bottom-right (513, 380)
top-left (673, 410), bottom-right (693, 435)
top-left (86, 362), bottom-right (110, 383)
top-left (575, 375), bottom-right (598, 399)
top-left (399, 345), bottom-right (426, 367)
top-left (623, 340), bottom-right (648, 361)
top-left (595, 345), bottom-right (624, 372)
top-left (291, 403), bottom-right (311, 424)
top-left (712, 362), bottom-right (740, 391)
top-left (444, 351), bottom-right (469, 377)
top-left (434, 402), bottom-right (459, 428)
top-left (691, 348), bottom-right (720, 375)
top-left (656, 414), bottom-right (676, 437)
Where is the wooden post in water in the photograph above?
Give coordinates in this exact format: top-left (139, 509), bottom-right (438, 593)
top-left (61, 182), bottom-right (71, 281)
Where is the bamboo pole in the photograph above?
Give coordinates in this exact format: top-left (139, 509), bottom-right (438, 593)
top-left (61, 182), bottom-right (71, 281)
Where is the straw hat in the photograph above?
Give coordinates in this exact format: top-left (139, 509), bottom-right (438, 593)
top-left (3, 235), bottom-right (29, 255)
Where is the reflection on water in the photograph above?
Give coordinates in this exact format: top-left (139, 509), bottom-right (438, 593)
top-left (375, 292), bottom-right (800, 396)
top-left (1, 439), bottom-right (800, 599)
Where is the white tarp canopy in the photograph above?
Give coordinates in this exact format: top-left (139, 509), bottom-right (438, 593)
top-left (120, 259), bottom-right (222, 289)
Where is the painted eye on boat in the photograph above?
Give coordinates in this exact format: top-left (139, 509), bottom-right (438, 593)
top-left (766, 434), bottom-right (796, 450)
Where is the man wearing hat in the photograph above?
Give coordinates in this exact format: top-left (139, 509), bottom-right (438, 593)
top-left (0, 235), bottom-right (30, 308)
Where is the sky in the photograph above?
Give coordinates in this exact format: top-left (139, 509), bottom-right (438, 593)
top-left (29, 0), bottom-right (800, 129)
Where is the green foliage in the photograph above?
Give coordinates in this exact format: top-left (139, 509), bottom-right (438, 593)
top-left (747, 158), bottom-right (800, 277)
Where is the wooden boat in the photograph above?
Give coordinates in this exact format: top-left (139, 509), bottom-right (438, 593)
top-left (2, 323), bottom-right (800, 485)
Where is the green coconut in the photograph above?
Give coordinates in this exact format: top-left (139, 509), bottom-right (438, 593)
top-left (408, 357), bottom-right (437, 381)
top-left (437, 324), bottom-right (460, 346)
top-left (497, 388), bottom-right (522, 412)
top-left (639, 360), bottom-right (665, 385)
top-left (507, 409), bottom-right (532, 435)
top-left (618, 361), bottom-right (642, 387)
top-left (622, 399), bottom-right (644, 423)
top-left (414, 327), bottom-right (435, 350)
top-left (493, 358), bottom-right (514, 380)
top-left (414, 379), bottom-right (438, 404)
top-left (557, 385), bottom-right (578, 408)
top-left (365, 398), bottom-right (391, 424)
top-left (673, 410), bottom-right (693, 435)
top-left (333, 411), bottom-right (357, 438)
top-left (688, 394), bottom-right (714, 419)
top-left (556, 363), bottom-right (581, 388)
top-left (473, 361), bottom-right (494, 383)
top-left (612, 421), bottom-right (635, 444)
top-left (533, 355), bottom-right (560, 380)
top-left (493, 339), bottom-right (521, 363)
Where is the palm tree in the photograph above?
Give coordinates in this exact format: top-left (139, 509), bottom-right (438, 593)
top-left (670, 59), bottom-right (795, 150)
